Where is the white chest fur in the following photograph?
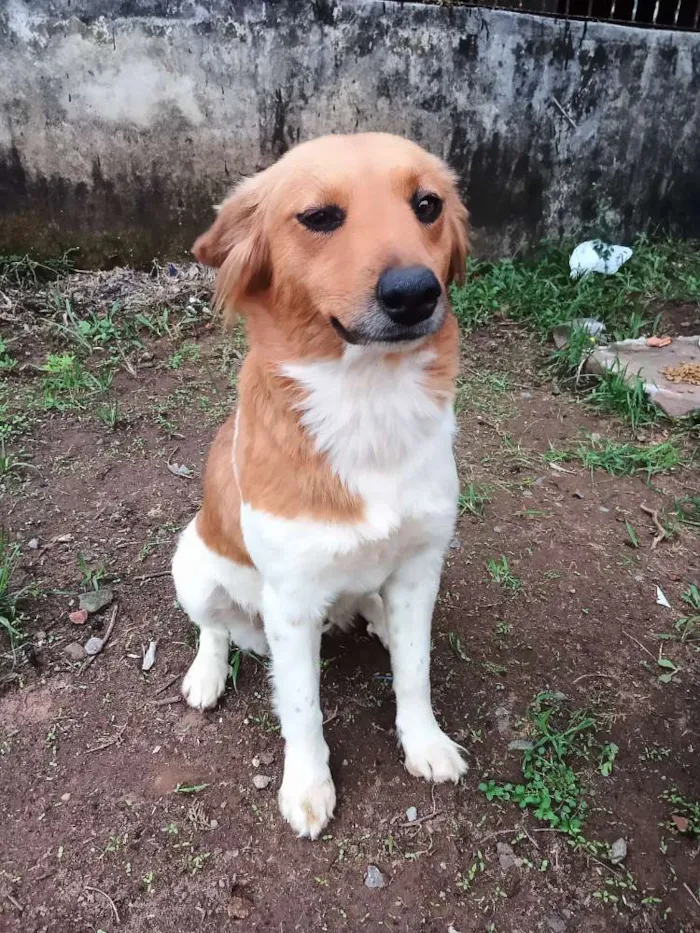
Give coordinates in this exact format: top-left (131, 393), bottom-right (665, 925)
top-left (241, 345), bottom-right (458, 596)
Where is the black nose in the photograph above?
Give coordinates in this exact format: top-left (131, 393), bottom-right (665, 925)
top-left (376, 265), bottom-right (442, 327)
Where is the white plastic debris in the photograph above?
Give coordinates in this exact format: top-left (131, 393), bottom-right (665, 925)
top-left (142, 640), bottom-right (157, 672)
top-left (569, 240), bottom-right (633, 279)
top-left (656, 586), bottom-right (672, 609)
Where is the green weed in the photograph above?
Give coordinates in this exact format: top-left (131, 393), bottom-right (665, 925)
top-left (41, 353), bottom-right (113, 411)
top-left (167, 342), bottom-right (200, 369)
top-left (576, 436), bottom-right (681, 478)
top-left (486, 555), bottom-right (521, 592)
top-left (662, 788), bottom-right (700, 835)
top-left (76, 552), bottom-right (108, 592)
top-left (674, 495), bottom-right (700, 529)
top-left (479, 692), bottom-right (611, 836)
top-left (452, 237), bottom-right (700, 339)
top-left (587, 369), bottom-right (658, 432)
top-left (0, 531), bottom-right (26, 647)
top-left (458, 483), bottom-right (492, 517)
top-left (0, 337), bottom-right (18, 373)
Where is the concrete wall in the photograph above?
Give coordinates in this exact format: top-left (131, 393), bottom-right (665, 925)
top-left (1, 0), bottom-right (699, 265)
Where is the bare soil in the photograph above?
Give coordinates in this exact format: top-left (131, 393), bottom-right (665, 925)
top-left (0, 271), bottom-right (698, 933)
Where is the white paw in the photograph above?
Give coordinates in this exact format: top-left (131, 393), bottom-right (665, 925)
top-left (181, 656), bottom-right (228, 710)
top-left (278, 766), bottom-right (336, 839)
top-left (401, 726), bottom-right (467, 783)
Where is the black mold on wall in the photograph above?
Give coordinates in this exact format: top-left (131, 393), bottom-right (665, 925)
top-left (1, 0), bottom-right (699, 266)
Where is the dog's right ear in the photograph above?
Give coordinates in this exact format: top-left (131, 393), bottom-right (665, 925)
top-left (193, 172), bottom-right (271, 321)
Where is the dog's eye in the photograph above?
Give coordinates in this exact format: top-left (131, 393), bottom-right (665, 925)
top-left (412, 192), bottom-right (443, 225)
top-left (297, 206), bottom-right (345, 234)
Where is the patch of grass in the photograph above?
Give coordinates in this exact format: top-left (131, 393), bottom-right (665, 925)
top-left (479, 692), bottom-right (611, 836)
top-left (0, 402), bottom-right (31, 444)
top-left (96, 399), bottom-right (120, 430)
top-left (458, 483), bottom-right (492, 517)
top-left (0, 337), bottom-right (18, 373)
top-left (587, 369), bottom-right (659, 432)
top-left (0, 440), bottom-right (32, 479)
top-left (486, 555), bottom-right (521, 592)
top-left (167, 342), bottom-right (200, 369)
top-left (674, 495), bottom-right (700, 529)
top-left (575, 436), bottom-right (681, 478)
top-left (41, 353), bottom-right (113, 411)
top-left (76, 552), bottom-right (108, 592)
top-left (0, 531), bottom-right (26, 647)
top-left (452, 236), bottom-right (700, 338)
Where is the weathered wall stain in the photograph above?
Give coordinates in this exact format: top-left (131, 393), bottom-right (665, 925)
top-left (0, 0), bottom-right (699, 266)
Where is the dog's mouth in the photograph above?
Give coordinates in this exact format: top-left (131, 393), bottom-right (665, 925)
top-left (330, 301), bottom-right (446, 347)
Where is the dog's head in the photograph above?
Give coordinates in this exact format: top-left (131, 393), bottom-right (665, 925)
top-left (194, 133), bottom-right (469, 347)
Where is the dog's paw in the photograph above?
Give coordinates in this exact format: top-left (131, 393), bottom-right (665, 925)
top-left (278, 766), bottom-right (336, 839)
top-left (402, 726), bottom-right (467, 784)
top-left (181, 656), bottom-right (228, 710)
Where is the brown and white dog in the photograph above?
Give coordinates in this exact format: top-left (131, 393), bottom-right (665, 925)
top-left (172, 133), bottom-right (469, 838)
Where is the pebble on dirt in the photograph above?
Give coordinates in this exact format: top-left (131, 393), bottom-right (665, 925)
top-left (252, 774), bottom-right (272, 790)
top-left (83, 636), bottom-right (104, 656)
top-left (364, 865), bottom-right (386, 888)
top-left (63, 642), bottom-right (86, 661)
top-left (69, 609), bottom-right (88, 625)
top-left (405, 806), bottom-right (418, 822)
top-left (142, 640), bottom-right (157, 672)
top-left (609, 838), bottom-right (628, 865)
top-left (78, 587), bottom-right (114, 615)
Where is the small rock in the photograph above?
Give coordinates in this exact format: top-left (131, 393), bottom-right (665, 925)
top-left (28, 538), bottom-right (39, 550)
top-left (546, 914), bottom-right (567, 933)
top-left (497, 841), bottom-right (520, 871)
top-left (599, 506), bottom-right (610, 513)
top-left (251, 755), bottom-right (261, 768)
top-left (259, 751), bottom-right (274, 766)
top-left (494, 707), bottom-right (511, 734)
top-left (609, 838), bottom-right (627, 865)
top-left (493, 525), bottom-right (504, 534)
top-left (79, 588), bottom-right (114, 615)
top-left (227, 895), bottom-right (251, 920)
top-left (405, 806), bottom-right (418, 823)
top-left (449, 536), bottom-right (461, 550)
top-left (252, 774), bottom-right (272, 790)
top-left (60, 792), bottom-right (71, 802)
top-left (210, 819), bottom-right (219, 830)
top-left (83, 636), bottom-right (104, 656)
top-left (364, 864), bottom-right (386, 889)
top-left (63, 642), bottom-right (85, 661)
top-left (572, 490), bottom-right (585, 499)
top-left (520, 391), bottom-right (533, 400)
top-left (69, 609), bottom-right (89, 626)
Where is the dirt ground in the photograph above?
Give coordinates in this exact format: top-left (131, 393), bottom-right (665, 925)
top-left (0, 265), bottom-right (698, 933)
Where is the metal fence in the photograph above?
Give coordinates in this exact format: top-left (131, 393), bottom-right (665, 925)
top-left (462, 0), bottom-right (700, 30)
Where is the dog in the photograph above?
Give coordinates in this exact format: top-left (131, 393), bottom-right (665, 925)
top-left (172, 132), bottom-right (469, 838)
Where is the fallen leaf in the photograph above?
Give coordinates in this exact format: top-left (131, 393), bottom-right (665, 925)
top-left (672, 814), bottom-right (689, 833)
top-left (656, 586), bottom-right (672, 609)
top-left (646, 335), bottom-right (672, 348)
top-left (167, 461), bottom-right (193, 479)
top-left (69, 609), bottom-right (89, 625)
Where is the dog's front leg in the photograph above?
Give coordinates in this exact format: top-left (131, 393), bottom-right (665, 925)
top-left (262, 584), bottom-right (335, 839)
top-left (382, 549), bottom-right (467, 783)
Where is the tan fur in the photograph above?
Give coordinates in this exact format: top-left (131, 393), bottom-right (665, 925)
top-left (192, 133), bottom-right (469, 554)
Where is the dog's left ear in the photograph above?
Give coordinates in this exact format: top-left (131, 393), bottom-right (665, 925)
top-left (447, 194), bottom-right (470, 287)
top-left (193, 170), bottom-right (272, 322)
